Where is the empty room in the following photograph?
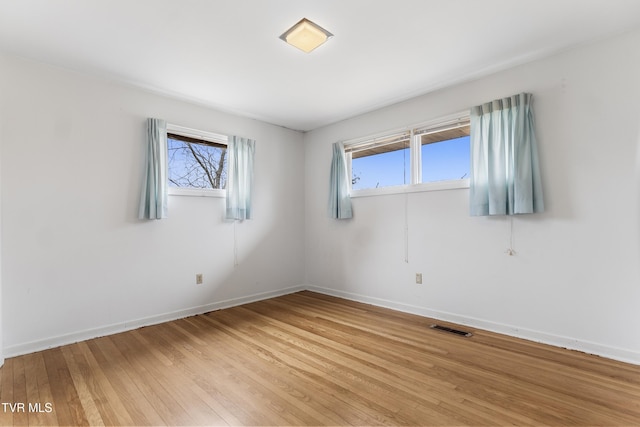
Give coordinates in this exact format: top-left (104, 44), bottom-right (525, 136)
top-left (1, 0), bottom-right (639, 426)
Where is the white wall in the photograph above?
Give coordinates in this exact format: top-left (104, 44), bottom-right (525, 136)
top-left (0, 54), bottom-right (306, 356)
top-left (0, 58), bottom-right (4, 366)
top-left (304, 29), bottom-right (640, 364)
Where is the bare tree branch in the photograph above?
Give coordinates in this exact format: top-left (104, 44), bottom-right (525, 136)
top-left (168, 138), bottom-right (227, 189)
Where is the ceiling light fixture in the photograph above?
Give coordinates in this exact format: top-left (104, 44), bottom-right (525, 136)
top-left (279, 18), bottom-right (333, 53)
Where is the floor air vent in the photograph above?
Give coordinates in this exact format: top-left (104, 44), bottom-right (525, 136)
top-left (430, 324), bottom-right (473, 337)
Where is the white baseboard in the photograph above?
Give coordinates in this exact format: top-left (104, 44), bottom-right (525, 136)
top-left (6, 284), bottom-right (639, 366)
top-left (306, 285), bottom-right (640, 366)
top-left (4, 285), bottom-right (305, 358)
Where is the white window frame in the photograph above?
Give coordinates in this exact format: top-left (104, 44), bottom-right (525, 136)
top-left (166, 123), bottom-right (228, 198)
top-left (345, 111), bottom-right (470, 198)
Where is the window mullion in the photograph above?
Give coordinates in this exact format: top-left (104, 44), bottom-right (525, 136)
top-left (410, 129), bottom-right (421, 185)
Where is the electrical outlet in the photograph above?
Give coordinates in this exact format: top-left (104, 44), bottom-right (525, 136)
top-left (416, 273), bottom-right (423, 284)
top-left (196, 274), bottom-right (203, 285)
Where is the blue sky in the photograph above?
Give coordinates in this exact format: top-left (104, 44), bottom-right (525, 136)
top-left (167, 137), bottom-right (227, 189)
top-left (351, 136), bottom-right (470, 190)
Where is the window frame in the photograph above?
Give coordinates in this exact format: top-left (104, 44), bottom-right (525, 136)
top-left (344, 111), bottom-right (470, 198)
top-left (166, 123), bottom-right (228, 198)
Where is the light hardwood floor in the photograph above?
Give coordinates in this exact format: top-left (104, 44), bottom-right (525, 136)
top-left (1, 291), bottom-right (639, 426)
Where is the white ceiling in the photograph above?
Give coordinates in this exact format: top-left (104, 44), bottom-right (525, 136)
top-left (1, 0), bottom-right (640, 132)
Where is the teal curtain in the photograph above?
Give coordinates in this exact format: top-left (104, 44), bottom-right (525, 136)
top-left (226, 136), bottom-right (255, 220)
top-left (470, 93), bottom-right (544, 216)
top-left (328, 141), bottom-right (353, 219)
top-left (139, 118), bottom-right (168, 220)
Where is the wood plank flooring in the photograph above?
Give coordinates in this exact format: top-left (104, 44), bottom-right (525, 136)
top-left (1, 291), bottom-right (639, 426)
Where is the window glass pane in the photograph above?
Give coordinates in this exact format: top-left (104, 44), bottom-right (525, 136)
top-left (168, 137), bottom-right (227, 189)
top-left (421, 135), bottom-right (469, 182)
top-left (351, 145), bottom-right (410, 190)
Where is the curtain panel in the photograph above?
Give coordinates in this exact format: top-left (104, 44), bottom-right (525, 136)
top-left (328, 141), bottom-right (353, 219)
top-left (469, 93), bottom-right (544, 216)
top-left (139, 118), bottom-right (168, 220)
top-left (226, 136), bottom-right (255, 220)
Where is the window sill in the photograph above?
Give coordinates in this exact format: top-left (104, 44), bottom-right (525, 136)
top-left (351, 179), bottom-right (469, 198)
top-left (168, 187), bottom-right (225, 198)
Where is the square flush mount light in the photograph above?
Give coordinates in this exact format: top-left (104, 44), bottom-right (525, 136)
top-left (280, 18), bottom-right (333, 53)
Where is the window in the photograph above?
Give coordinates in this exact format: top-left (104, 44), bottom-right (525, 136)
top-left (344, 112), bottom-right (470, 193)
top-left (418, 121), bottom-right (470, 183)
top-left (349, 132), bottom-right (411, 190)
top-left (166, 124), bottom-right (228, 197)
